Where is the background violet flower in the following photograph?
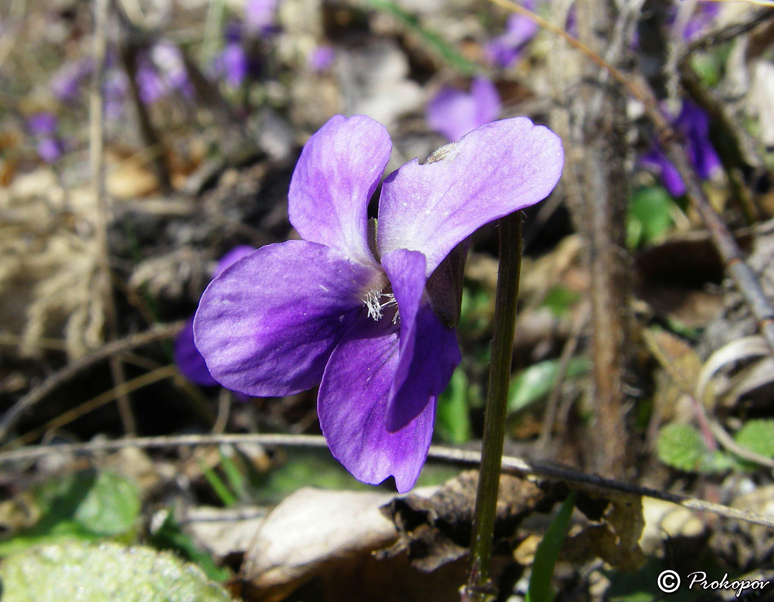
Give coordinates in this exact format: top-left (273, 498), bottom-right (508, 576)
top-left (641, 101), bottom-right (721, 197)
top-left (137, 42), bottom-right (193, 104)
top-left (245, 0), bottom-right (279, 35)
top-left (28, 113), bottom-right (63, 163)
top-left (486, 4), bottom-right (539, 69)
top-left (193, 114), bottom-right (563, 491)
top-left (309, 45), bottom-right (335, 72)
top-left (426, 77), bottom-right (502, 142)
top-left (175, 246), bottom-right (256, 387)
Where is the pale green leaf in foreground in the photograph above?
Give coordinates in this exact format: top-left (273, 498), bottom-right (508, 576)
top-left (0, 541), bottom-right (233, 602)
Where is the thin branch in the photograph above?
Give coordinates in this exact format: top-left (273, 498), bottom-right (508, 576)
top-left (8, 366), bottom-right (178, 449)
top-left (680, 7), bottom-right (774, 63)
top-left (0, 434), bottom-right (772, 529)
top-left (91, 0), bottom-right (137, 437)
top-left (0, 322), bottom-right (184, 442)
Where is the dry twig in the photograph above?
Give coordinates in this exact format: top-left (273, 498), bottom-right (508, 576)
top-left (0, 322), bottom-right (184, 442)
top-left (0, 434), bottom-right (772, 529)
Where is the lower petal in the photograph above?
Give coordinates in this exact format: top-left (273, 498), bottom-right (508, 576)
top-left (318, 317), bottom-right (435, 493)
top-left (382, 249), bottom-right (461, 432)
top-left (387, 304), bottom-right (460, 433)
top-left (194, 240), bottom-right (378, 397)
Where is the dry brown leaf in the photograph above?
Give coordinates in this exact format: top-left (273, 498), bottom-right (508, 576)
top-left (566, 492), bottom-right (647, 572)
top-left (241, 488), bottom-right (400, 602)
top-left (380, 471), bottom-right (552, 572)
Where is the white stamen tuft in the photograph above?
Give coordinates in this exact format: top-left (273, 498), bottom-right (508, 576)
top-left (365, 289), bottom-right (383, 320)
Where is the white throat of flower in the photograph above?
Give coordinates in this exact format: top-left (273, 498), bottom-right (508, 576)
top-left (364, 288), bottom-right (399, 323)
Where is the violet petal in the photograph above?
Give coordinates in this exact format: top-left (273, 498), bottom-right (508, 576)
top-left (175, 317), bottom-right (219, 387)
top-left (471, 77), bottom-right (502, 128)
top-left (318, 316), bottom-right (435, 492)
top-left (426, 77), bottom-right (501, 143)
top-left (288, 115), bottom-right (391, 267)
top-left (678, 102), bottom-right (721, 180)
top-left (214, 245), bottom-right (256, 276)
top-left (381, 249), bottom-right (460, 432)
top-left (194, 240), bottom-right (378, 396)
top-left (641, 147), bottom-right (686, 197)
top-left (379, 117), bottom-right (564, 276)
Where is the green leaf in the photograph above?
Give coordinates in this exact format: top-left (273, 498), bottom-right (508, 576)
top-left (690, 54), bottom-right (721, 88)
top-left (508, 358), bottom-right (590, 413)
top-left (198, 460), bottom-right (238, 507)
top-left (0, 470), bottom-right (141, 556)
top-left (656, 423), bottom-right (707, 472)
top-left (526, 491), bottom-right (576, 602)
top-left (436, 368), bottom-right (472, 444)
top-left (0, 542), bottom-right (233, 602)
top-left (732, 419), bottom-right (774, 470)
top-left (627, 187), bottom-right (675, 248)
top-left (541, 286), bottom-right (581, 318)
top-left (149, 511), bottom-right (231, 582)
top-left (253, 449), bottom-right (370, 504)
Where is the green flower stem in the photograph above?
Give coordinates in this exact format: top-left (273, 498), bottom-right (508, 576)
top-left (465, 211), bottom-right (523, 601)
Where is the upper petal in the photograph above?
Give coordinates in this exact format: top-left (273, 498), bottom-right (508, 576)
top-left (289, 115), bottom-right (392, 266)
top-left (381, 249), bottom-right (461, 432)
top-left (378, 117), bottom-right (564, 276)
top-left (318, 316), bottom-right (435, 493)
top-left (193, 240), bottom-right (379, 397)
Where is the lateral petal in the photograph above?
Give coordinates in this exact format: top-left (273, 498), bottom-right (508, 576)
top-left (318, 316), bottom-right (435, 493)
top-left (378, 117), bottom-right (563, 275)
top-left (194, 240), bottom-right (378, 397)
top-left (289, 115), bottom-right (392, 266)
top-left (381, 249), bottom-right (460, 432)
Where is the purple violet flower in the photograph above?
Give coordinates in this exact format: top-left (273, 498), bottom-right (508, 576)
top-left (51, 58), bottom-right (93, 102)
top-left (137, 42), bottom-right (193, 104)
top-left (245, 0), bottom-right (279, 35)
top-left (193, 114), bottom-right (563, 491)
top-left (641, 101), bottom-right (721, 197)
top-left (175, 246), bottom-right (257, 387)
top-left (28, 113), bottom-right (58, 136)
top-left (309, 45), bottom-right (335, 72)
top-left (673, 1), bottom-right (721, 40)
top-left (28, 113), bottom-right (63, 163)
top-left (486, 4), bottom-right (539, 69)
top-left (427, 77), bottom-right (502, 142)
top-left (219, 43), bottom-right (250, 87)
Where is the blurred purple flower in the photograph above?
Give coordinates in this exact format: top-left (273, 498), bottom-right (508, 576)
top-left (175, 246), bottom-right (257, 388)
top-left (309, 45), bottom-right (335, 72)
top-left (641, 101), bottom-right (721, 197)
top-left (486, 4), bottom-right (539, 69)
top-left (137, 42), bottom-right (193, 103)
top-left (51, 58), bottom-right (93, 102)
top-left (28, 113), bottom-right (63, 163)
top-left (36, 138), bottom-right (64, 163)
top-left (193, 114), bottom-right (563, 491)
top-left (673, 1), bottom-right (721, 40)
top-left (28, 113), bottom-right (58, 136)
top-left (245, 0), bottom-right (279, 35)
top-left (212, 22), bottom-right (263, 87)
top-left (103, 70), bottom-right (129, 118)
top-left (219, 43), bottom-right (250, 86)
top-left (427, 77), bottom-right (502, 142)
